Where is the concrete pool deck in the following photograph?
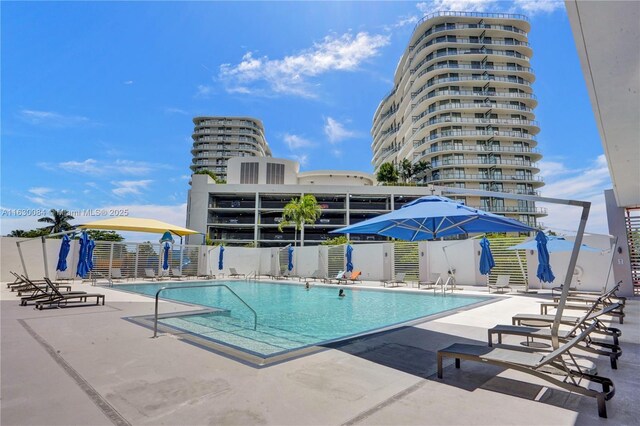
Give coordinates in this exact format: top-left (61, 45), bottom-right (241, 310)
top-left (1, 279), bottom-right (638, 425)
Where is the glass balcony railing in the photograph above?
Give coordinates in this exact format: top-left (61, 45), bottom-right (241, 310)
top-left (412, 75), bottom-right (531, 99)
top-left (411, 90), bottom-right (536, 111)
top-left (412, 116), bottom-right (539, 134)
top-left (424, 174), bottom-right (543, 182)
top-left (411, 102), bottom-right (533, 122)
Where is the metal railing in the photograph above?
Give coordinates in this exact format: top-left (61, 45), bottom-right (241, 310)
top-left (153, 284), bottom-right (257, 337)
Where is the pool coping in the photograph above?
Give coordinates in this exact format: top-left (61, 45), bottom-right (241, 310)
top-left (115, 280), bottom-right (500, 368)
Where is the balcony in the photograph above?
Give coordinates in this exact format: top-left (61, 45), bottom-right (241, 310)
top-left (467, 205), bottom-right (547, 214)
top-left (413, 63), bottom-right (533, 80)
top-left (412, 102), bottom-right (533, 123)
top-left (413, 130), bottom-right (536, 149)
top-left (412, 117), bottom-right (539, 135)
top-left (411, 49), bottom-right (529, 75)
top-left (410, 20), bottom-right (527, 51)
top-left (429, 158), bottom-right (537, 168)
top-left (413, 37), bottom-right (531, 59)
top-left (412, 90), bottom-right (536, 111)
top-left (412, 75), bottom-right (532, 99)
top-left (424, 173), bottom-right (543, 183)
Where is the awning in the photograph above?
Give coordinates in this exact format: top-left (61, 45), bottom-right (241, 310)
top-left (77, 217), bottom-right (200, 237)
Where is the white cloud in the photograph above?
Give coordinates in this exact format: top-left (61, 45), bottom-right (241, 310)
top-left (219, 32), bottom-right (390, 97)
top-left (164, 107), bottom-right (189, 115)
top-left (195, 84), bottom-right (214, 98)
top-left (324, 117), bottom-right (358, 144)
top-left (416, 0), bottom-right (563, 15)
top-left (539, 155), bottom-right (612, 234)
top-left (28, 187), bottom-right (53, 197)
top-left (290, 154), bottom-right (309, 167)
top-left (19, 109), bottom-right (92, 127)
top-left (123, 80), bottom-right (134, 85)
top-left (283, 133), bottom-right (314, 150)
top-left (111, 180), bottom-right (153, 196)
top-left (39, 159), bottom-right (170, 176)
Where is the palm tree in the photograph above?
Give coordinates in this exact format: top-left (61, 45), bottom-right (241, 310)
top-left (278, 195), bottom-right (322, 247)
top-left (38, 209), bottom-right (75, 234)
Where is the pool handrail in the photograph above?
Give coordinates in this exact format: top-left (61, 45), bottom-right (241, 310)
top-left (153, 284), bottom-right (258, 337)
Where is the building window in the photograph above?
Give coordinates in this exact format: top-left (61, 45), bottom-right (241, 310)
top-left (240, 162), bottom-right (259, 184)
top-left (266, 163), bottom-right (285, 184)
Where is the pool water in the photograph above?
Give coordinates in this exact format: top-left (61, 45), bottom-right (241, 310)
top-left (118, 281), bottom-right (487, 357)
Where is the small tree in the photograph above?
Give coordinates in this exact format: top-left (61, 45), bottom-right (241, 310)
top-left (38, 209), bottom-right (74, 234)
top-left (278, 195), bottom-right (322, 247)
top-left (412, 160), bottom-right (430, 182)
top-left (194, 170), bottom-right (225, 184)
top-left (399, 159), bottom-right (413, 183)
top-left (321, 235), bottom-right (349, 246)
top-left (86, 230), bottom-right (124, 241)
top-left (376, 162), bottom-right (398, 185)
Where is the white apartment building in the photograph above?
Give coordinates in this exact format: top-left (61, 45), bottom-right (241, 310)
top-left (371, 11), bottom-right (545, 227)
top-left (190, 116), bottom-right (272, 181)
top-left (185, 157), bottom-right (477, 247)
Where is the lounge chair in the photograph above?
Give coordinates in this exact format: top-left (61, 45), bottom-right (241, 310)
top-left (336, 271), bottom-right (357, 284)
top-left (35, 278), bottom-right (105, 310)
top-left (539, 300), bottom-right (625, 324)
top-left (9, 272), bottom-right (71, 295)
top-left (300, 270), bottom-right (326, 282)
top-left (346, 270), bottom-right (362, 283)
top-left (324, 271), bottom-right (345, 284)
top-left (489, 303), bottom-right (623, 369)
top-left (488, 275), bottom-right (511, 293)
top-left (229, 268), bottom-right (246, 278)
top-left (19, 276), bottom-right (87, 306)
top-left (171, 268), bottom-right (186, 280)
top-left (419, 273), bottom-right (441, 290)
top-left (110, 268), bottom-right (127, 282)
top-left (383, 273), bottom-right (406, 287)
top-left (437, 321), bottom-right (615, 418)
top-left (512, 300), bottom-right (622, 343)
top-left (144, 268), bottom-right (157, 280)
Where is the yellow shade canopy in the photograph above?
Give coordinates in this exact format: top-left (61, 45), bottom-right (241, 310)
top-left (77, 217), bottom-right (200, 237)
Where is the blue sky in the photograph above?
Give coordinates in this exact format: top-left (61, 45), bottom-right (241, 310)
top-left (1, 1), bottom-right (612, 238)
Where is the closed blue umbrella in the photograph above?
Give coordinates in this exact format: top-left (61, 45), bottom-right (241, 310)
top-left (218, 245), bottom-right (224, 270)
top-left (76, 231), bottom-right (90, 278)
top-left (346, 244), bottom-right (354, 272)
top-left (332, 196), bottom-right (535, 240)
top-left (288, 246), bottom-right (294, 272)
top-left (535, 231), bottom-right (555, 283)
top-left (87, 239), bottom-right (95, 271)
top-left (479, 237), bottom-right (495, 275)
top-left (162, 242), bottom-right (170, 270)
top-left (56, 235), bottom-right (71, 272)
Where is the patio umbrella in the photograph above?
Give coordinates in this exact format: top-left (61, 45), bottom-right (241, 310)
top-left (346, 244), bottom-right (354, 272)
top-left (479, 237), bottom-right (495, 275)
top-left (287, 246), bottom-right (294, 272)
top-left (332, 196), bottom-right (535, 240)
top-left (218, 245), bottom-right (224, 271)
top-left (162, 242), bottom-right (171, 270)
top-left (56, 235), bottom-right (71, 272)
top-left (507, 234), bottom-right (601, 291)
top-left (535, 231), bottom-right (555, 283)
top-left (87, 239), bottom-right (95, 271)
top-left (76, 231), bottom-right (90, 278)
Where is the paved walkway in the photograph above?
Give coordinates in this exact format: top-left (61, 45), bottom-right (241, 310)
top-left (1, 279), bottom-right (638, 425)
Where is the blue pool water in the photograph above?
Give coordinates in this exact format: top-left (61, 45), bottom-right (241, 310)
top-left (118, 281), bottom-right (488, 357)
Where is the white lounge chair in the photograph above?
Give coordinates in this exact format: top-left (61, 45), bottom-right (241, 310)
top-left (229, 268), bottom-right (245, 278)
top-left (488, 275), bottom-right (511, 293)
top-left (383, 273), bottom-right (406, 287)
top-left (110, 268), bottom-right (127, 282)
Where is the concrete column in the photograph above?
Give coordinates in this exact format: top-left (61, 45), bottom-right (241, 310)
top-left (605, 189), bottom-right (633, 296)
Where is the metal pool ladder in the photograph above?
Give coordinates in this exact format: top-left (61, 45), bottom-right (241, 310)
top-left (153, 284), bottom-right (258, 337)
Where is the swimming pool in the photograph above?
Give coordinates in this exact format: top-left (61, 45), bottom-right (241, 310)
top-left (119, 281), bottom-right (489, 361)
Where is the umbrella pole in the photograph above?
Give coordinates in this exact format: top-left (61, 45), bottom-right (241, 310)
top-left (551, 202), bottom-right (590, 350)
top-left (16, 241), bottom-right (29, 279)
top-left (442, 246), bottom-right (455, 290)
top-left (515, 251), bottom-right (535, 293)
top-left (41, 236), bottom-right (50, 279)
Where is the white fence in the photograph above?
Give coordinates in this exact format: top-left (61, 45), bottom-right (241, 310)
top-left (1, 235), bottom-right (616, 292)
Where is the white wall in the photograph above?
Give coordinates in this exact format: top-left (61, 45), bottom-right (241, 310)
top-left (424, 240), bottom-right (482, 286)
top-left (525, 234), bottom-right (615, 292)
top-left (1, 236), bottom-right (72, 282)
top-left (351, 244), bottom-right (388, 281)
top-left (293, 246), bottom-right (320, 277)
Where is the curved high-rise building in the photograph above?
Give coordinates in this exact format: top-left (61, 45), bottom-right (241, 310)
top-left (371, 11), bottom-right (545, 226)
top-left (191, 116), bottom-right (272, 181)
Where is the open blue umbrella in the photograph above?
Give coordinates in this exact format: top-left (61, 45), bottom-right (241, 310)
top-left (56, 235), bottom-right (71, 272)
top-left (535, 231), bottom-right (555, 283)
top-left (76, 231), bottom-right (90, 278)
top-left (479, 237), bottom-right (495, 275)
top-left (346, 244), bottom-right (354, 272)
top-left (218, 245), bottom-right (224, 271)
top-left (162, 242), bottom-right (170, 270)
top-left (332, 196), bottom-right (535, 240)
top-left (287, 246), bottom-right (294, 272)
